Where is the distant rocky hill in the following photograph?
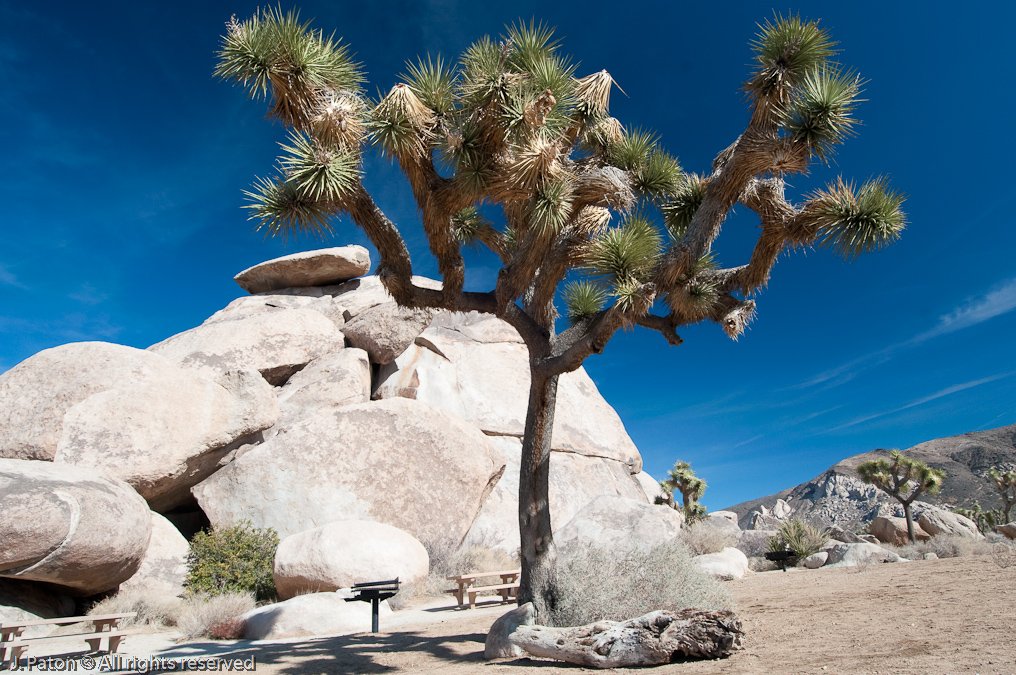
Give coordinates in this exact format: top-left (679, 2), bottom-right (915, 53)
top-left (727, 425), bottom-right (1016, 530)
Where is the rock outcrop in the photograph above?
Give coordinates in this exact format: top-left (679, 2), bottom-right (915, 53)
top-left (148, 309), bottom-right (345, 385)
top-left (727, 425), bottom-right (1016, 530)
top-left (0, 248), bottom-right (654, 590)
top-left (193, 398), bottom-right (506, 549)
top-left (273, 521), bottom-right (428, 600)
top-left (120, 512), bottom-right (189, 597)
top-left (233, 245), bottom-right (371, 294)
top-left (918, 508), bottom-right (983, 540)
top-left (693, 547), bottom-right (750, 580)
top-left (555, 495), bottom-right (684, 550)
top-left (0, 459), bottom-right (152, 595)
top-left (823, 542), bottom-right (903, 568)
top-left (53, 367), bottom-right (277, 511)
top-left (374, 318), bottom-right (641, 468)
top-left (870, 516), bottom-right (930, 545)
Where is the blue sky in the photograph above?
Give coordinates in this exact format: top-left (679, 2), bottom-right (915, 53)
top-left (2, 1), bottom-right (1014, 510)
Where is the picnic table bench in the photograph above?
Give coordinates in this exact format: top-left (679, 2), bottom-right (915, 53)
top-left (444, 569), bottom-right (520, 609)
top-left (1, 613), bottom-right (138, 665)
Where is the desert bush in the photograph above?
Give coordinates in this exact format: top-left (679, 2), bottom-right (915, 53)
top-left (884, 534), bottom-right (997, 560)
top-left (88, 586), bottom-right (182, 628)
top-left (177, 593), bottom-right (256, 640)
top-left (769, 518), bottom-right (827, 558)
top-left (548, 538), bottom-right (732, 627)
top-left (184, 521), bottom-right (279, 601)
top-left (678, 522), bottom-right (736, 556)
top-left (990, 542), bottom-right (1016, 569)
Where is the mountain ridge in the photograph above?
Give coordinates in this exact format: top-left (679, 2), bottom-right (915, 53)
top-left (725, 424), bottom-right (1016, 530)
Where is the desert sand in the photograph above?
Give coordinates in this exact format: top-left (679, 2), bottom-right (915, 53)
top-left (20, 556), bottom-right (1016, 674)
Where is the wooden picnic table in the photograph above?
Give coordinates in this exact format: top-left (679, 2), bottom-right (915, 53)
top-left (445, 569), bottom-right (521, 609)
top-left (1, 613), bottom-right (138, 665)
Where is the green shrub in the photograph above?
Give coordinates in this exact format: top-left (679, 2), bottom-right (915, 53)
top-left (184, 520), bottom-right (279, 601)
top-left (769, 518), bottom-right (827, 558)
top-left (548, 538), bottom-right (732, 627)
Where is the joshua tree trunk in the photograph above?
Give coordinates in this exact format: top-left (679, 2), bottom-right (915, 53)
top-left (518, 369), bottom-right (560, 619)
top-left (903, 501), bottom-right (916, 543)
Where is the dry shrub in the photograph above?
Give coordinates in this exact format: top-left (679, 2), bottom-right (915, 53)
top-left (177, 593), bottom-right (255, 640)
top-left (88, 586), bottom-right (182, 628)
top-left (847, 553), bottom-right (873, 574)
top-left (990, 542), bottom-right (1016, 569)
top-left (885, 534), bottom-right (998, 560)
top-left (548, 538), bottom-right (732, 627)
top-left (678, 522), bottom-right (736, 556)
top-left (208, 617), bottom-right (248, 640)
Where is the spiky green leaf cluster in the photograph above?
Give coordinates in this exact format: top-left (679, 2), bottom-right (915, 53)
top-left (779, 67), bottom-right (863, 161)
top-left (402, 55), bottom-right (456, 115)
top-left (608, 127), bottom-right (658, 171)
top-left (527, 180), bottom-right (573, 235)
top-left (450, 205), bottom-right (489, 245)
top-left (662, 174), bottom-right (707, 239)
top-left (563, 280), bottom-right (608, 324)
top-left (747, 14), bottom-right (836, 100)
top-left (585, 214), bottom-right (662, 284)
top-left (633, 151), bottom-right (683, 199)
top-left (803, 176), bottom-right (906, 260)
top-left (215, 7), bottom-right (363, 105)
top-left (278, 132), bottom-right (359, 200)
top-left (243, 175), bottom-right (335, 239)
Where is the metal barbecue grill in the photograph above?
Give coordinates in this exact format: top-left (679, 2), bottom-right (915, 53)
top-left (345, 578), bottom-right (401, 633)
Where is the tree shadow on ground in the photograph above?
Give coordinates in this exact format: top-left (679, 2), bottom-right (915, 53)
top-left (157, 630), bottom-right (492, 674)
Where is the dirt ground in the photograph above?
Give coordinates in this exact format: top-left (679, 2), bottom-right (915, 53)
top-left (24, 556), bottom-right (1016, 675)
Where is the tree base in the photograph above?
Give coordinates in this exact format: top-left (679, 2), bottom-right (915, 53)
top-left (509, 608), bottom-right (743, 668)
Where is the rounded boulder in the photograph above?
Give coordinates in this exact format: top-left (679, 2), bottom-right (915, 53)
top-left (274, 521), bottom-right (429, 600)
top-left (0, 459), bottom-right (152, 595)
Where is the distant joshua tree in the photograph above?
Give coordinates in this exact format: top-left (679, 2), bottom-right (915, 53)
top-left (657, 461), bottom-right (707, 522)
top-left (857, 450), bottom-right (945, 543)
top-left (988, 467), bottom-right (1016, 524)
top-left (216, 10), bottom-right (906, 617)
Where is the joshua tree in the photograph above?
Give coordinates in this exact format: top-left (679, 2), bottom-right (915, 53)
top-left (988, 467), bottom-right (1016, 523)
top-left (857, 450), bottom-right (945, 543)
top-left (216, 10), bottom-right (906, 618)
top-left (657, 461), bottom-right (707, 522)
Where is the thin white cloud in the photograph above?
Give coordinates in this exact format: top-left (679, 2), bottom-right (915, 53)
top-left (914, 277), bottom-right (1016, 342)
top-left (792, 276), bottom-right (1016, 390)
top-left (0, 264), bottom-right (28, 290)
top-left (732, 434), bottom-right (763, 448)
top-left (827, 372), bottom-right (1015, 432)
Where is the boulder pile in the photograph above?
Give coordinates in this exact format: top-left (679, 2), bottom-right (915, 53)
top-left (0, 246), bottom-right (661, 628)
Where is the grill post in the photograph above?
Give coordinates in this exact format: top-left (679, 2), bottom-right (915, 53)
top-left (371, 597), bottom-right (379, 633)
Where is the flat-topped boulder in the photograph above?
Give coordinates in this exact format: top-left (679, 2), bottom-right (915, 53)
top-left (234, 245), bottom-right (371, 294)
top-left (0, 459), bottom-right (152, 595)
